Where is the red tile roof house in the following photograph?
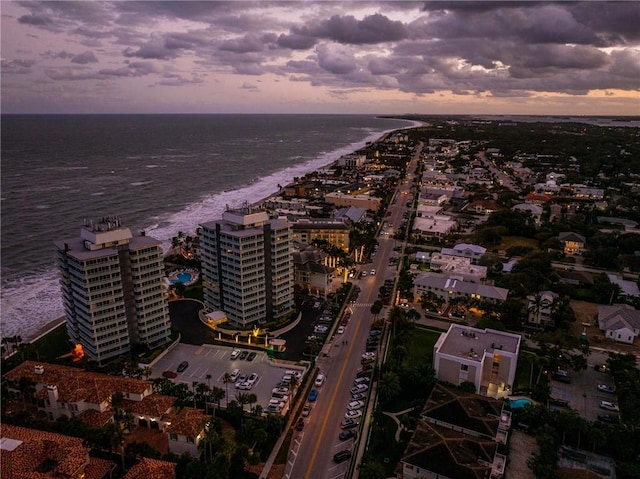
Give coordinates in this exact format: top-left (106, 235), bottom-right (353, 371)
top-left (1, 423), bottom-right (117, 479)
top-left (4, 361), bottom-right (153, 423)
top-left (123, 457), bottom-right (176, 479)
top-left (165, 407), bottom-right (212, 457)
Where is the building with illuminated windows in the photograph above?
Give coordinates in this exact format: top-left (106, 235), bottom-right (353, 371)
top-left (55, 217), bottom-right (171, 365)
top-left (433, 324), bottom-right (521, 398)
top-left (199, 207), bottom-right (294, 327)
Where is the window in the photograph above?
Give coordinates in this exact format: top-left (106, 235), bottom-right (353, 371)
top-left (460, 364), bottom-right (469, 372)
top-left (187, 436), bottom-right (194, 444)
top-left (170, 434), bottom-right (178, 441)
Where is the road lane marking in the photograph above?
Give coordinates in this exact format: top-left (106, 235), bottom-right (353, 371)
top-left (303, 320), bottom-right (362, 479)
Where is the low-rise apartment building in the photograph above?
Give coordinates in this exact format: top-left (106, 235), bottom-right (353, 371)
top-left (433, 325), bottom-right (521, 398)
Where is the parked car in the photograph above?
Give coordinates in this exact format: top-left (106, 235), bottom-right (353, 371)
top-left (273, 386), bottom-right (289, 395)
top-left (229, 369), bottom-right (240, 382)
top-left (369, 329), bottom-right (381, 337)
top-left (340, 418), bottom-right (359, 429)
top-left (356, 370), bottom-right (371, 379)
top-left (230, 349), bottom-right (241, 360)
top-left (339, 429), bottom-right (357, 441)
top-left (594, 364), bottom-right (608, 373)
top-left (302, 404), bottom-right (312, 417)
top-left (238, 351), bottom-right (248, 360)
top-left (597, 414), bottom-right (619, 424)
top-left (553, 373), bottom-right (571, 384)
top-left (333, 450), bottom-right (352, 463)
top-left (351, 393), bottom-right (366, 401)
top-left (315, 373), bottom-right (326, 387)
top-left (247, 372), bottom-right (259, 385)
top-left (351, 384), bottom-right (368, 395)
top-left (597, 384), bottom-right (616, 394)
top-left (265, 404), bottom-right (283, 414)
top-left (345, 409), bottom-right (363, 419)
top-left (354, 377), bottom-right (370, 385)
top-left (177, 361), bottom-right (189, 373)
top-left (162, 370), bottom-right (177, 378)
top-left (296, 417), bottom-right (305, 431)
top-left (600, 401), bottom-right (619, 411)
top-left (337, 326), bottom-right (345, 334)
top-left (347, 400), bottom-right (365, 410)
top-left (308, 389), bottom-right (319, 402)
top-left (247, 352), bottom-right (257, 361)
top-left (235, 381), bottom-right (252, 390)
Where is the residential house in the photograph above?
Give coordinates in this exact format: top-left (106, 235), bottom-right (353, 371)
top-left (433, 324), bottom-right (521, 398)
top-left (607, 274), bottom-right (640, 300)
top-left (441, 243), bottom-right (487, 264)
top-left (464, 199), bottom-right (502, 215)
top-left (123, 457), bottom-right (176, 479)
top-left (3, 361), bottom-right (152, 422)
top-left (429, 253), bottom-right (487, 283)
top-left (558, 232), bottom-right (587, 255)
top-left (1, 424), bottom-right (117, 479)
top-left (165, 407), bottom-right (211, 457)
top-left (597, 304), bottom-right (640, 344)
top-left (414, 273), bottom-right (509, 304)
top-left (512, 203), bottom-right (544, 225)
top-left (526, 291), bottom-right (559, 329)
top-left (292, 242), bottom-right (335, 298)
top-left (413, 216), bottom-right (457, 239)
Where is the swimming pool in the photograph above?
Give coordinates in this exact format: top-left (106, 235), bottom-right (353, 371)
top-left (171, 272), bottom-right (193, 284)
top-left (509, 398), bottom-right (534, 409)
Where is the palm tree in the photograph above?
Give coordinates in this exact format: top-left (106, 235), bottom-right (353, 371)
top-left (210, 387), bottom-right (225, 417)
top-left (246, 393), bottom-right (258, 413)
top-left (378, 371), bottom-right (401, 403)
top-left (222, 373), bottom-right (232, 407)
top-left (235, 392), bottom-right (250, 412)
top-left (288, 375), bottom-right (299, 397)
top-left (205, 373), bottom-right (212, 389)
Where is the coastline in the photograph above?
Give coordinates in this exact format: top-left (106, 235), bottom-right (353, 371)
top-left (3, 117), bottom-right (423, 342)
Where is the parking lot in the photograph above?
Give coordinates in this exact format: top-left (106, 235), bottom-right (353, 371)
top-left (550, 361), bottom-right (618, 422)
top-left (152, 343), bottom-right (307, 410)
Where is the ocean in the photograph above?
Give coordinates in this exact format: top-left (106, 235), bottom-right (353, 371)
top-left (1, 114), bottom-right (418, 340)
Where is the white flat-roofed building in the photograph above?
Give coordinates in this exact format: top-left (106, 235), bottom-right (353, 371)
top-left (433, 324), bottom-right (521, 398)
top-left (54, 217), bottom-right (171, 365)
top-left (324, 192), bottom-right (381, 210)
top-left (414, 272), bottom-right (509, 303)
top-left (199, 207), bottom-right (294, 327)
top-left (429, 253), bottom-right (487, 283)
top-left (413, 215), bottom-right (456, 239)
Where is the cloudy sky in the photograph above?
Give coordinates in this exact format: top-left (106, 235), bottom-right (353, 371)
top-left (2, 1), bottom-right (639, 115)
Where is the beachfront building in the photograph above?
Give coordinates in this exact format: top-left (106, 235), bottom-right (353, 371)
top-left (433, 324), bottom-right (521, 398)
top-left (199, 207), bottom-right (294, 327)
top-left (54, 217), bottom-right (171, 365)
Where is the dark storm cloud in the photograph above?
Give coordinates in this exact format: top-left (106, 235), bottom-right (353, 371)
top-left (18, 14), bottom-right (51, 26)
top-left (5, 0), bottom-right (639, 110)
top-left (71, 51), bottom-right (98, 64)
top-left (293, 13), bottom-right (408, 45)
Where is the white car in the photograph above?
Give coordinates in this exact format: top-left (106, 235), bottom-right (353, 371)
top-left (362, 352), bottom-right (376, 359)
top-left (350, 384), bottom-right (369, 395)
top-left (235, 381), bottom-right (252, 390)
top-left (347, 400), bottom-right (365, 410)
top-left (337, 326), bottom-right (345, 334)
top-left (272, 386), bottom-right (289, 395)
top-left (229, 369), bottom-right (240, 382)
top-left (247, 372), bottom-right (259, 385)
top-left (230, 349), bottom-right (241, 360)
top-left (370, 269), bottom-right (376, 275)
top-left (315, 373), bottom-right (326, 387)
top-left (345, 409), bottom-right (363, 419)
top-left (600, 401), bottom-right (619, 411)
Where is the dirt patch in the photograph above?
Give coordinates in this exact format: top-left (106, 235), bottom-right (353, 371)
top-left (508, 430), bottom-right (536, 479)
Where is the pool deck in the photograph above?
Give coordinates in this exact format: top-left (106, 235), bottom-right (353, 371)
top-left (166, 268), bottom-right (200, 287)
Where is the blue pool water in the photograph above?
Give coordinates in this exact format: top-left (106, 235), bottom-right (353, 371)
top-left (509, 398), bottom-right (534, 409)
top-left (171, 272), bottom-right (193, 284)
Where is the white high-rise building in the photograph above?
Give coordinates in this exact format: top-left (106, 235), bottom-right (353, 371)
top-left (200, 207), bottom-right (294, 326)
top-left (55, 217), bottom-right (171, 365)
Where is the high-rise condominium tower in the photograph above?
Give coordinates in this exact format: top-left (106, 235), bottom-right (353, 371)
top-left (55, 217), bottom-right (171, 365)
top-left (199, 207), bottom-right (294, 326)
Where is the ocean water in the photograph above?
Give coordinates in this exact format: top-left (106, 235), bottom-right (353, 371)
top-left (1, 114), bottom-right (417, 340)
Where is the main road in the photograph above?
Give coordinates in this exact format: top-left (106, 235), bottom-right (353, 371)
top-left (285, 143), bottom-right (423, 479)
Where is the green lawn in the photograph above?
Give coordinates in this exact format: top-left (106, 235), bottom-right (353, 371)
top-left (402, 327), bottom-right (441, 368)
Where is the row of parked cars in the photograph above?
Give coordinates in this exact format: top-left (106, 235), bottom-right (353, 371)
top-left (333, 326), bottom-right (381, 463)
top-left (265, 369), bottom-right (302, 415)
top-left (230, 349), bottom-right (257, 361)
